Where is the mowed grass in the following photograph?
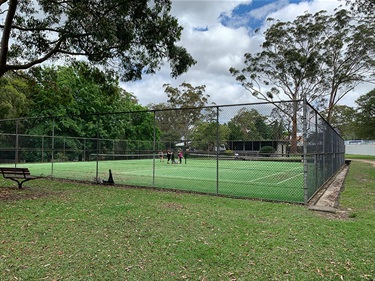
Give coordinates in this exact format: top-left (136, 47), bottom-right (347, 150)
top-left (12, 158), bottom-right (304, 203)
top-left (0, 158), bottom-right (374, 280)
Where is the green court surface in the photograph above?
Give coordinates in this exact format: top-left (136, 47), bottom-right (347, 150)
top-left (9, 158), bottom-right (304, 203)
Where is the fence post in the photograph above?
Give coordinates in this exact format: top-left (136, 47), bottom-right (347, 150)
top-left (303, 98), bottom-right (309, 204)
top-left (96, 115), bottom-right (100, 181)
top-left (152, 110), bottom-right (156, 188)
top-left (42, 136), bottom-right (44, 163)
top-left (216, 106), bottom-right (219, 195)
top-left (51, 118), bottom-right (55, 177)
top-left (315, 111), bottom-right (319, 193)
top-left (15, 119), bottom-right (19, 167)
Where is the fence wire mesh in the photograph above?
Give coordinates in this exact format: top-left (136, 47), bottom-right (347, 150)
top-left (0, 101), bottom-right (345, 204)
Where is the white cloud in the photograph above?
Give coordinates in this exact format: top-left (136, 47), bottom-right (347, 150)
top-left (266, 0), bottom-right (343, 22)
top-left (171, 0), bottom-right (251, 28)
top-left (122, 0), bottom-right (372, 108)
top-left (249, 0), bottom-right (290, 20)
top-left (340, 82), bottom-right (375, 108)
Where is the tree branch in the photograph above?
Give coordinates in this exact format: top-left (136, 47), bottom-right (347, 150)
top-left (0, 0), bottom-right (17, 75)
top-left (6, 40), bottom-right (62, 71)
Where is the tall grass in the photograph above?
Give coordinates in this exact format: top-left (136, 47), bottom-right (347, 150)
top-left (0, 160), bottom-right (374, 280)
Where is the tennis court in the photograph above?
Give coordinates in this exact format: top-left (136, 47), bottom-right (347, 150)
top-left (14, 156), bottom-right (304, 203)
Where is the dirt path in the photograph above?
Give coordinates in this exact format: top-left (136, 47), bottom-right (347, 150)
top-left (350, 159), bottom-right (375, 168)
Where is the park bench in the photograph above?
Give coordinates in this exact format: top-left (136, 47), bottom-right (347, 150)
top-left (0, 167), bottom-right (39, 188)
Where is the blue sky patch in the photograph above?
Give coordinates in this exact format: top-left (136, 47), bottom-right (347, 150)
top-left (193, 26), bottom-right (209, 32)
top-left (220, 0), bottom-right (307, 30)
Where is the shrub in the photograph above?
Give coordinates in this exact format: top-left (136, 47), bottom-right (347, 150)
top-left (259, 146), bottom-right (276, 157)
top-left (223, 150), bottom-right (234, 155)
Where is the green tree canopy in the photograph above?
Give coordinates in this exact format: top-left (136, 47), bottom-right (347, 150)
top-left (26, 61), bottom-right (153, 140)
top-left (190, 122), bottom-right (230, 151)
top-left (0, 0), bottom-right (195, 80)
top-left (227, 108), bottom-right (271, 141)
top-left (355, 89), bottom-right (375, 139)
top-left (0, 73), bottom-right (29, 119)
top-left (151, 82), bottom-right (215, 143)
top-left (323, 105), bottom-right (357, 140)
top-left (344, 0), bottom-right (375, 20)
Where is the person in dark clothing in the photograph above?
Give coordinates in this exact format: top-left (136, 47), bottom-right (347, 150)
top-left (171, 151), bottom-right (177, 164)
top-left (167, 150), bottom-right (172, 163)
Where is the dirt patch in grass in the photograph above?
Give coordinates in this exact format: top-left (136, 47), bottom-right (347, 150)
top-left (163, 202), bottom-right (184, 210)
top-left (0, 186), bottom-right (56, 202)
top-left (313, 208), bottom-right (352, 220)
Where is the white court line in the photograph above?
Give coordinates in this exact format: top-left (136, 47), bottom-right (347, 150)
top-left (248, 167), bottom-right (302, 183)
top-left (276, 173), bottom-right (303, 185)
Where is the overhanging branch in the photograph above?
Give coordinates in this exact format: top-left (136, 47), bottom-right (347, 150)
top-left (6, 40), bottom-right (62, 71)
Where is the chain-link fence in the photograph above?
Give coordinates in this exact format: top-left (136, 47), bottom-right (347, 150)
top-left (0, 100), bottom-right (345, 204)
top-left (303, 104), bottom-right (346, 202)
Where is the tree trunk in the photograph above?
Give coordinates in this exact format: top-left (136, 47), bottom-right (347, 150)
top-left (290, 102), bottom-right (298, 154)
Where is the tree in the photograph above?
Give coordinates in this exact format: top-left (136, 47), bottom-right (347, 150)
top-left (322, 9), bottom-right (375, 121)
top-left (190, 122), bottom-right (230, 151)
top-left (230, 9), bottom-right (375, 152)
top-left (0, 0), bottom-right (195, 80)
top-left (0, 72), bottom-right (31, 145)
top-left (355, 89), bottom-right (375, 139)
top-left (323, 105), bottom-right (357, 140)
top-left (26, 61), bottom-right (153, 141)
top-left (344, 0), bottom-right (375, 20)
top-left (23, 62), bottom-right (158, 161)
top-left (268, 119), bottom-right (286, 140)
top-left (151, 82), bottom-right (215, 143)
top-left (227, 108), bottom-right (271, 140)
top-left (0, 73), bottom-right (29, 119)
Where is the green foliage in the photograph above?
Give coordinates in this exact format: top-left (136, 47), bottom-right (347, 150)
top-left (0, 74), bottom-right (29, 119)
top-left (27, 61), bottom-right (150, 139)
top-left (223, 149), bottom-right (234, 155)
top-left (12, 62), bottom-right (157, 162)
top-left (324, 105), bottom-right (357, 140)
top-left (152, 83), bottom-right (215, 143)
top-left (231, 8), bottom-right (375, 150)
top-left (259, 145), bottom-right (276, 156)
top-left (328, 89), bottom-right (375, 140)
top-left (355, 89), bottom-right (375, 139)
top-left (191, 122), bottom-right (231, 151)
top-left (345, 0), bottom-right (375, 20)
top-left (0, 0), bottom-right (195, 79)
top-left (228, 108), bottom-right (272, 140)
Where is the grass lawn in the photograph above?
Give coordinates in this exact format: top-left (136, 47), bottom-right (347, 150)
top-left (0, 156), bottom-right (374, 280)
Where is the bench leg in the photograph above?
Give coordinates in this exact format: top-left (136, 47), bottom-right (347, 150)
top-left (8, 178), bottom-right (31, 188)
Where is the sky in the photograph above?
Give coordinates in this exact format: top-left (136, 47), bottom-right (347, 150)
top-left (122, 0), bottom-right (373, 108)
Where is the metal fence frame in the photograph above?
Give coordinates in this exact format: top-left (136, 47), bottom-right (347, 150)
top-left (0, 100), bottom-right (345, 204)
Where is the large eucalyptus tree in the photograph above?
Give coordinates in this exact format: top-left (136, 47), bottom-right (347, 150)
top-left (230, 9), bottom-right (374, 153)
